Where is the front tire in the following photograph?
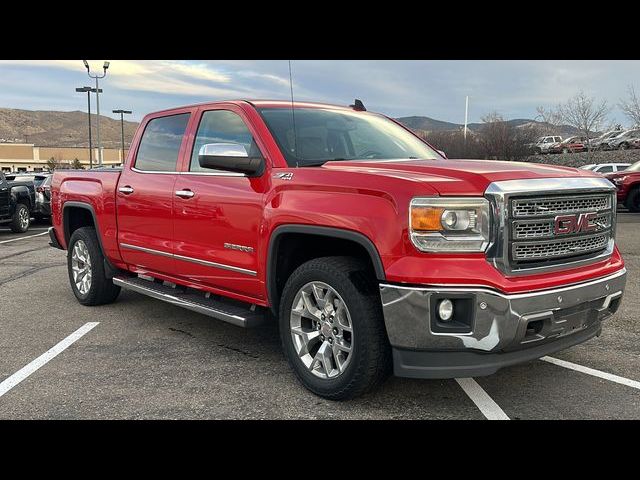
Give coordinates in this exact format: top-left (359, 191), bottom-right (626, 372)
top-left (67, 227), bottom-right (121, 306)
top-left (10, 203), bottom-right (30, 233)
top-left (279, 256), bottom-right (391, 400)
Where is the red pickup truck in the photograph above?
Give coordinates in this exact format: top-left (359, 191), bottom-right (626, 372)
top-left (605, 160), bottom-right (640, 212)
top-left (49, 100), bottom-right (627, 399)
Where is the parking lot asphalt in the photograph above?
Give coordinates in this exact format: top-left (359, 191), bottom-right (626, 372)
top-left (0, 215), bottom-right (638, 419)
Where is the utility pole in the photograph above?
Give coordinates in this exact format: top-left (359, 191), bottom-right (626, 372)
top-left (75, 86), bottom-right (99, 169)
top-left (112, 109), bottom-right (132, 165)
top-left (464, 95), bottom-right (469, 142)
top-left (83, 60), bottom-right (110, 166)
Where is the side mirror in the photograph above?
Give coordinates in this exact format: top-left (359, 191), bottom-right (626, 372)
top-left (437, 149), bottom-right (447, 159)
top-left (198, 143), bottom-right (263, 176)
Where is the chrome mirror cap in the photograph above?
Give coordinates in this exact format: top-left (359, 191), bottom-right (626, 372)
top-left (198, 143), bottom-right (249, 158)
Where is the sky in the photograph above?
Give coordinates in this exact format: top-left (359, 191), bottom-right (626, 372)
top-left (0, 60), bottom-right (639, 126)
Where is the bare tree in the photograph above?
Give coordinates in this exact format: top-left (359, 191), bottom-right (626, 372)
top-left (618, 85), bottom-right (640, 127)
top-left (535, 106), bottom-right (563, 135)
top-left (479, 112), bottom-right (538, 161)
top-left (71, 158), bottom-right (83, 170)
top-left (557, 91), bottom-right (611, 159)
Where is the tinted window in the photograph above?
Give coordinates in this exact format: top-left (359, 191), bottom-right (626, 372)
top-left (135, 113), bottom-right (190, 172)
top-left (596, 165), bottom-right (614, 173)
top-left (189, 110), bottom-right (262, 172)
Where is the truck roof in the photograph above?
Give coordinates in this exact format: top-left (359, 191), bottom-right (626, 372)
top-left (144, 99), bottom-right (357, 117)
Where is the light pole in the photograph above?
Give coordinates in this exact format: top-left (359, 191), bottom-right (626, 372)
top-left (112, 109), bottom-right (132, 165)
top-left (76, 86), bottom-right (94, 169)
top-left (83, 60), bottom-right (109, 166)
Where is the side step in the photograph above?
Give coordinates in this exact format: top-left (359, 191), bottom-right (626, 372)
top-left (112, 275), bottom-right (265, 328)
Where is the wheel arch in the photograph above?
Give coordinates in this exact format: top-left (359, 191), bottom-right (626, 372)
top-left (62, 201), bottom-right (119, 278)
top-left (266, 225), bottom-right (386, 315)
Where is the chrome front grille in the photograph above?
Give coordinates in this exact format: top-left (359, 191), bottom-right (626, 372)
top-left (512, 232), bottom-right (610, 260)
top-left (512, 194), bottom-right (611, 217)
top-left (485, 178), bottom-right (617, 276)
top-left (508, 192), bottom-right (614, 268)
top-left (513, 212), bottom-right (611, 240)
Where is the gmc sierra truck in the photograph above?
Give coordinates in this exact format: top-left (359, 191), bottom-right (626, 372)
top-left (49, 100), bottom-right (627, 400)
top-left (0, 172), bottom-right (35, 233)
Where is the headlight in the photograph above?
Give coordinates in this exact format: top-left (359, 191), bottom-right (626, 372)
top-left (410, 197), bottom-right (491, 252)
top-left (613, 176), bottom-right (626, 184)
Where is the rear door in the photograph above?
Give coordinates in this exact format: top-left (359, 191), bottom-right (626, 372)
top-left (0, 174), bottom-right (10, 218)
top-left (171, 105), bottom-right (269, 300)
top-left (116, 110), bottom-right (192, 276)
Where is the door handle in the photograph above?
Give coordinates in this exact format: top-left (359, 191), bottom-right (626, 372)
top-left (118, 185), bottom-right (134, 195)
top-left (175, 189), bottom-right (195, 199)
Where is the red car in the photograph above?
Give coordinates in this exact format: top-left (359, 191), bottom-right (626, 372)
top-left (605, 160), bottom-right (640, 211)
top-left (548, 135), bottom-right (588, 154)
top-left (48, 100), bottom-right (627, 399)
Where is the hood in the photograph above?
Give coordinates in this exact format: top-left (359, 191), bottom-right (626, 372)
top-left (321, 158), bottom-right (599, 196)
top-left (605, 170), bottom-right (637, 180)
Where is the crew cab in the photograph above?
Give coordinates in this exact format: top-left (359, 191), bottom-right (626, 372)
top-left (605, 159), bottom-right (640, 211)
top-left (49, 100), bottom-right (627, 399)
top-left (0, 172), bottom-right (35, 233)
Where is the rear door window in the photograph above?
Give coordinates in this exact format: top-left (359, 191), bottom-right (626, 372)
top-left (134, 113), bottom-right (190, 172)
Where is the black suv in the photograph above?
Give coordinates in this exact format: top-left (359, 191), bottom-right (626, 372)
top-left (0, 172), bottom-right (36, 233)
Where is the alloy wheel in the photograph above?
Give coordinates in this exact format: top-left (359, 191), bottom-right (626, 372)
top-left (71, 240), bottom-right (92, 295)
top-left (289, 281), bottom-right (353, 379)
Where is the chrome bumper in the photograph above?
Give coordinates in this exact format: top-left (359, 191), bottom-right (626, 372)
top-left (379, 269), bottom-right (626, 378)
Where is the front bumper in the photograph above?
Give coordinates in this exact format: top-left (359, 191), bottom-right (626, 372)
top-left (379, 268), bottom-right (626, 379)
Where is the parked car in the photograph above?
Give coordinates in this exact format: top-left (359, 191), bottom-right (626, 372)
top-left (604, 129), bottom-right (640, 150)
top-left (548, 136), bottom-right (587, 154)
top-left (580, 163), bottom-right (631, 174)
top-left (0, 171), bottom-right (35, 232)
top-left (6, 173), bottom-right (52, 221)
top-left (605, 160), bottom-right (640, 211)
top-left (49, 99), bottom-right (627, 400)
top-left (590, 130), bottom-right (625, 151)
top-left (527, 135), bottom-right (562, 155)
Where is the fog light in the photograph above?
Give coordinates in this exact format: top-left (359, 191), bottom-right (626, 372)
top-left (438, 299), bottom-right (454, 321)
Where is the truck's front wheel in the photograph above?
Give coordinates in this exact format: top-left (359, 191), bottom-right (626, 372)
top-left (67, 227), bottom-right (121, 306)
top-left (279, 256), bottom-right (391, 400)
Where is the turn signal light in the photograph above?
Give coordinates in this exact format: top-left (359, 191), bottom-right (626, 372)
top-left (410, 207), bottom-right (444, 231)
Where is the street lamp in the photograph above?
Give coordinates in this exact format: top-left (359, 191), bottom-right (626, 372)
top-left (112, 109), bottom-right (132, 165)
top-left (76, 86), bottom-right (93, 168)
top-left (82, 60), bottom-right (110, 165)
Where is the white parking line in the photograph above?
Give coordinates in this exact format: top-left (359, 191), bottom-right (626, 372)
top-left (541, 356), bottom-right (640, 390)
top-left (0, 231), bottom-right (48, 244)
top-left (0, 322), bottom-right (99, 399)
top-left (455, 378), bottom-right (510, 420)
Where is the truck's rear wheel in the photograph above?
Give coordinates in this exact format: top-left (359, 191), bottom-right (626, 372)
top-left (67, 227), bottom-right (121, 306)
top-left (10, 203), bottom-right (30, 233)
top-left (279, 256), bottom-right (391, 400)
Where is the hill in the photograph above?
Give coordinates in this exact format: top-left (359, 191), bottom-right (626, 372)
top-left (0, 107), bottom-right (139, 148)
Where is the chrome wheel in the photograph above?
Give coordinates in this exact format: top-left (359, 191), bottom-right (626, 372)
top-left (290, 281), bottom-right (353, 379)
top-left (71, 240), bottom-right (92, 295)
top-left (19, 207), bottom-right (29, 230)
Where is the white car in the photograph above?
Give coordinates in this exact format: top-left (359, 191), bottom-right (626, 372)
top-left (529, 135), bottom-right (563, 155)
top-left (579, 163), bottom-right (631, 174)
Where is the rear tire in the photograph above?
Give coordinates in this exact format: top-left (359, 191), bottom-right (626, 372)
top-left (626, 187), bottom-right (640, 213)
top-left (67, 227), bottom-right (121, 306)
top-left (279, 256), bottom-right (391, 400)
top-left (10, 203), bottom-right (30, 233)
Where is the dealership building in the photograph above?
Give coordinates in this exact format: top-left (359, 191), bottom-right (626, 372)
top-left (0, 143), bottom-right (127, 172)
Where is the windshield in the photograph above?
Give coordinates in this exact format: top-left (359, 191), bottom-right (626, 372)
top-left (258, 107), bottom-right (441, 167)
top-left (627, 161), bottom-right (640, 172)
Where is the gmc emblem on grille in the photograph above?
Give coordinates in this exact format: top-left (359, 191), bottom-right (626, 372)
top-left (553, 212), bottom-right (598, 235)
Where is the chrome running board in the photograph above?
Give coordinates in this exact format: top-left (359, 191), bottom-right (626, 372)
top-left (113, 275), bottom-right (265, 328)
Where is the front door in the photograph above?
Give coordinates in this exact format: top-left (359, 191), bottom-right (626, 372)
top-left (116, 111), bottom-right (191, 276)
top-left (172, 106), bottom-right (268, 301)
